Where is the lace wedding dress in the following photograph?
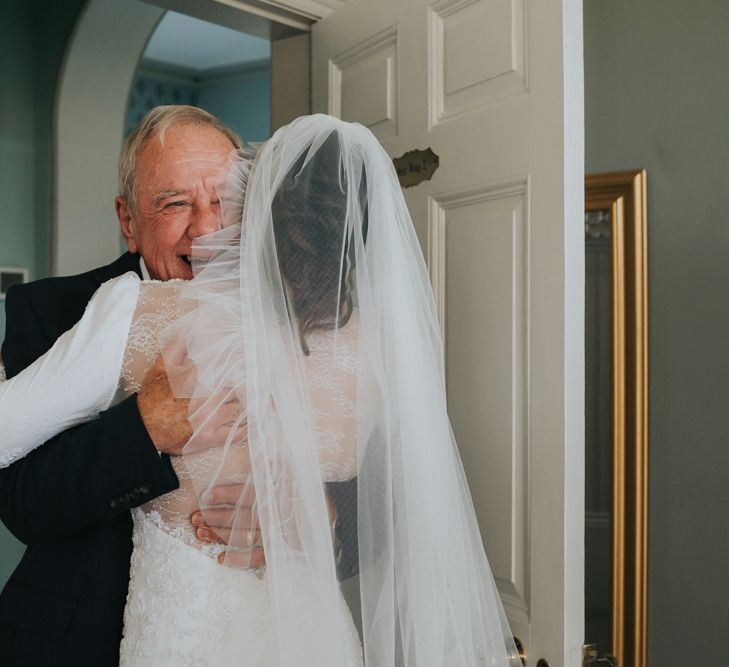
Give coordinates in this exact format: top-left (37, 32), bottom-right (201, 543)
top-left (0, 271), bottom-right (363, 666)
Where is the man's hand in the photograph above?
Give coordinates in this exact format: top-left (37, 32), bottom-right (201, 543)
top-left (191, 483), bottom-right (337, 568)
top-left (192, 483), bottom-right (265, 568)
top-left (138, 348), bottom-right (247, 456)
top-left (137, 355), bottom-right (192, 456)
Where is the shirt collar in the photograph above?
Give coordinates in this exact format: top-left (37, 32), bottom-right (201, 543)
top-left (139, 257), bottom-right (151, 281)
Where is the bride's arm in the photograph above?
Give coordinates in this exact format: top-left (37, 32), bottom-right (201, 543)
top-left (0, 275), bottom-right (140, 467)
top-left (0, 275), bottom-right (179, 544)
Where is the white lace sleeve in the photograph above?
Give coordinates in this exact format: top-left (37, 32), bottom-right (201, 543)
top-left (0, 272), bottom-right (140, 468)
top-left (117, 280), bottom-right (227, 553)
top-left (118, 279), bottom-right (188, 396)
top-left (305, 313), bottom-right (373, 482)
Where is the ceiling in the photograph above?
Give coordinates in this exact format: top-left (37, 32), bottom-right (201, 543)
top-left (144, 11), bottom-right (271, 71)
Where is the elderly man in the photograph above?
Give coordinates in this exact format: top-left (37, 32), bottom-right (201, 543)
top-left (0, 106), bottom-right (262, 664)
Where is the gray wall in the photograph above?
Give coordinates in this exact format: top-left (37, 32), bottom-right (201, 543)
top-left (584, 1), bottom-right (729, 664)
top-left (271, 34), bottom-right (310, 133)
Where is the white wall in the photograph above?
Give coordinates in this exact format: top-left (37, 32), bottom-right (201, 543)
top-left (584, 1), bottom-right (729, 664)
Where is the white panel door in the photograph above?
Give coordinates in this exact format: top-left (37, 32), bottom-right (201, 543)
top-left (313, 1), bottom-right (585, 665)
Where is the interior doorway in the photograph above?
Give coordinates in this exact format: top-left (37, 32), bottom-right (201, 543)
top-left (53, 0), bottom-right (309, 278)
top-left (126, 11), bottom-right (272, 144)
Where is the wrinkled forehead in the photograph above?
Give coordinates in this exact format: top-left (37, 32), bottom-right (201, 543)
top-left (137, 141), bottom-right (235, 194)
top-left (139, 124), bottom-right (235, 170)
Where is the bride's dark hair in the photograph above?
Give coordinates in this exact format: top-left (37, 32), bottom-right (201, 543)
top-left (271, 131), bottom-right (367, 354)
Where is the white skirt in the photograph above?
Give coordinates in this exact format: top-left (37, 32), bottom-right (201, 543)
top-left (120, 510), bottom-right (363, 666)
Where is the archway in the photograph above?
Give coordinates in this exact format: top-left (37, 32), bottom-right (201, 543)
top-left (55, 0), bottom-right (163, 275)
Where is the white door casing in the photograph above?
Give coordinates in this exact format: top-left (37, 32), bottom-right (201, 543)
top-left (312, 1), bottom-right (584, 665)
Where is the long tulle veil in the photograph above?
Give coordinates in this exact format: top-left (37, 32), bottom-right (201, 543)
top-left (164, 114), bottom-right (521, 666)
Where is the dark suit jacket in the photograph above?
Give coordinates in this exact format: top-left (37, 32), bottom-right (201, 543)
top-left (0, 253), bottom-right (179, 666)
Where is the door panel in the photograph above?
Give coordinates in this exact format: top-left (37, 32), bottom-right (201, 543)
top-left (433, 179), bottom-right (530, 623)
top-left (330, 27), bottom-right (399, 140)
top-left (313, 1), bottom-right (584, 663)
top-left (430, 0), bottom-right (527, 124)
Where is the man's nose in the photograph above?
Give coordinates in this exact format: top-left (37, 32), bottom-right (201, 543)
top-left (188, 200), bottom-right (221, 237)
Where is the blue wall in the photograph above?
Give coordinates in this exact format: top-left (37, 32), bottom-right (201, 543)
top-left (0, 0), bottom-right (35, 586)
top-left (0, 0), bottom-right (87, 589)
top-left (126, 64), bottom-right (271, 144)
top-left (0, 2), bottom-right (35, 348)
top-left (197, 70), bottom-right (271, 143)
top-left (126, 72), bottom-right (199, 136)
top-left (0, 0), bottom-right (86, 345)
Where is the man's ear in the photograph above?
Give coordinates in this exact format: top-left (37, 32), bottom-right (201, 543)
top-left (116, 196), bottom-right (139, 253)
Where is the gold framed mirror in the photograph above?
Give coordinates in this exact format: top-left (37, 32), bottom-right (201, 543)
top-left (584, 170), bottom-right (649, 667)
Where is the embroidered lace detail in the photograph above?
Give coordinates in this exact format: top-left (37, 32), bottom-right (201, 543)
top-left (143, 443), bottom-right (252, 560)
top-left (120, 510), bottom-right (363, 666)
top-left (304, 325), bottom-right (362, 482)
top-left (121, 510), bottom-right (273, 666)
top-left (116, 281), bottom-right (234, 557)
top-left (143, 508), bottom-right (227, 560)
top-left (115, 282), bottom-right (364, 663)
top-left (117, 282), bottom-right (361, 561)
top-left (120, 281), bottom-right (186, 394)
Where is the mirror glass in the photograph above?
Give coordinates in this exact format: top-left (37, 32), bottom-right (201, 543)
top-left (585, 207), bottom-right (613, 653)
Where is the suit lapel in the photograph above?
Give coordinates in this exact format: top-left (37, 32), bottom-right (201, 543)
top-left (50, 253), bottom-right (143, 343)
top-left (92, 252), bottom-right (142, 285)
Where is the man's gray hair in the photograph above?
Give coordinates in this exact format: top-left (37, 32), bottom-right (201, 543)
top-left (119, 105), bottom-right (243, 213)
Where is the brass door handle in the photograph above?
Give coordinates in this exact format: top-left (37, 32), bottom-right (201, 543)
top-left (513, 636), bottom-right (527, 666)
top-left (583, 643), bottom-right (619, 667)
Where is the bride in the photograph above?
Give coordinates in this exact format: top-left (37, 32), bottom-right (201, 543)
top-left (0, 114), bottom-right (520, 666)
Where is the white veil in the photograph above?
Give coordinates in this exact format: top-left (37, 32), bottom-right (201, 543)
top-left (165, 114), bottom-right (521, 666)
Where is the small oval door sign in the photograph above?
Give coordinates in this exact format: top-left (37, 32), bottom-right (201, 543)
top-left (392, 147), bottom-right (440, 188)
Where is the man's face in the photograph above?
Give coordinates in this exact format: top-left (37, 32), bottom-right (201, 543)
top-left (116, 123), bottom-right (235, 281)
